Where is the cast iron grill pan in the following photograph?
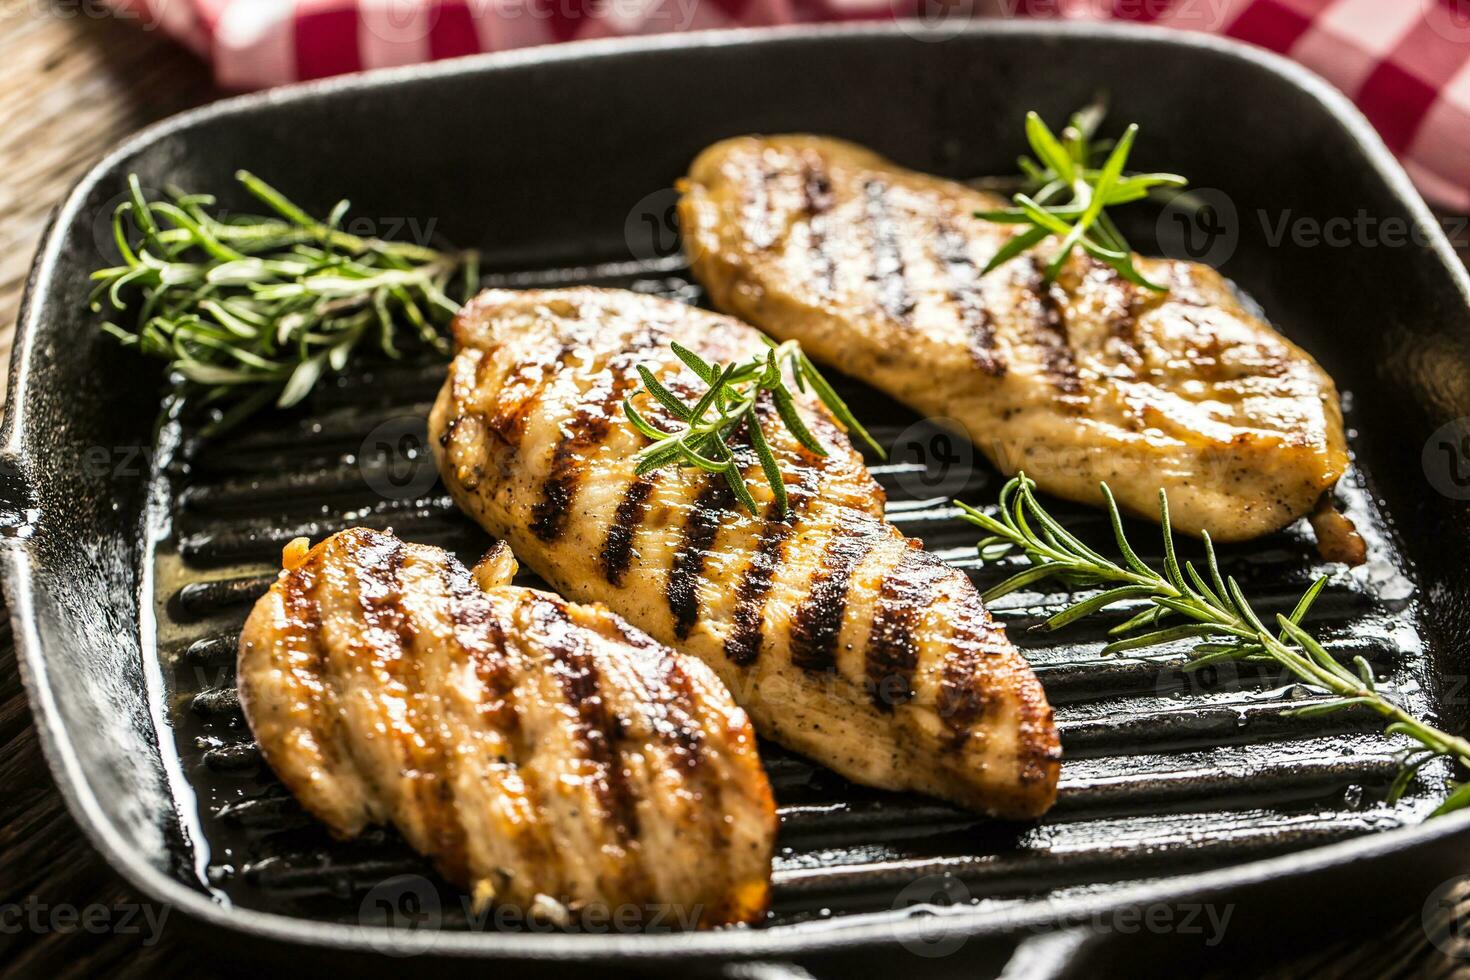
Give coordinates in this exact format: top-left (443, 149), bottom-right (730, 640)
top-left (10, 25), bottom-right (1470, 968)
top-left (151, 263), bottom-right (1443, 931)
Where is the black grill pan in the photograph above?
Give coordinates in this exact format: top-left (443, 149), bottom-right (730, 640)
top-left (6, 22), bottom-right (1470, 976)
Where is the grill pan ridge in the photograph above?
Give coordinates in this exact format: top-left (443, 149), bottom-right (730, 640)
top-left (7, 23), bottom-right (1470, 972)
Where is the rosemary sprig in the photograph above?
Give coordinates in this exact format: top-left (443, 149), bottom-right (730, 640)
top-left (90, 172), bottom-right (478, 433)
top-left (976, 105), bottom-right (1187, 291)
top-left (957, 474), bottom-right (1470, 816)
top-left (623, 339), bottom-right (884, 518)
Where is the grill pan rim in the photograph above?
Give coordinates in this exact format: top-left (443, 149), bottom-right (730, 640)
top-left (6, 19), bottom-right (1470, 962)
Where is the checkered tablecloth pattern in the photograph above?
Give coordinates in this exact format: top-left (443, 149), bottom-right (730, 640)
top-left (109, 0), bottom-right (1470, 209)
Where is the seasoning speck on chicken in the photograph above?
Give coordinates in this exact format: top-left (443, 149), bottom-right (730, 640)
top-left (237, 528), bottom-right (776, 929)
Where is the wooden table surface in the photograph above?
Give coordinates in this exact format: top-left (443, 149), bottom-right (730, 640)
top-left (1, 7), bottom-right (1469, 978)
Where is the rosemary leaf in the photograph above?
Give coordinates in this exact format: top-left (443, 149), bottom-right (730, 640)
top-left (623, 339), bottom-right (886, 518)
top-left (958, 473), bottom-right (1470, 816)
top-left (976, 103), bottom-right (1187, 291)
top-left (89, 171), bottom-right (477, 433)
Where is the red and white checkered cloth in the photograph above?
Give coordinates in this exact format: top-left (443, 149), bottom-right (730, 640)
top-left (109, 0), bottom-right (1470, 209)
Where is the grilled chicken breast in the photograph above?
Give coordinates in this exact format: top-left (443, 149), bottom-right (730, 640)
top-left (679, 135), bottom-right (1352, 546)
top-left (238, 528), bottom-right (775, 928)
top-left (429, 288), bottom-right (1060, 819)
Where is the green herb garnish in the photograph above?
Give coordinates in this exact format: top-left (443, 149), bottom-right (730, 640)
top-left (91, 172), bottom-right (477, 433)
top-left (623, 339), bottom-right (884, 518)
top-left (976, 105), bottom-right (1187, 291)
top-left (958, 474), bottom-right (1470, 816)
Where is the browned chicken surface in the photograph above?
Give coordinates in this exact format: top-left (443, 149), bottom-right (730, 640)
top-left (429, 288), bottom-right (1060, 819)
top-left (237, 528), bottom-right (775, 928)
top-left (679, 135), bottom-right (1352, 545)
